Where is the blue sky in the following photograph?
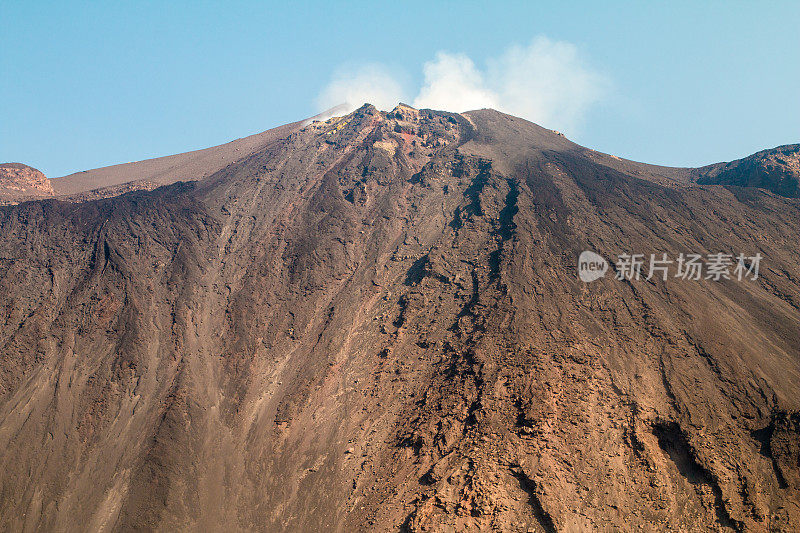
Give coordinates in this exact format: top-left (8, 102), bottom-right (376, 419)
top-left (2, 1), bottom-right (798, 178)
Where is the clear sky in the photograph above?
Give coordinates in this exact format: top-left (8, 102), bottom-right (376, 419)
top-left (2, 1), bottom-right (798, 178)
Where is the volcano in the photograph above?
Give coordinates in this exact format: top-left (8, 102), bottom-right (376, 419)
top-left (1, 104), bottom-right (798, 531)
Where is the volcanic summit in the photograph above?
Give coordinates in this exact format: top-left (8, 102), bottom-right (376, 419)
top-left (0, 104), bottom-right (798, 531)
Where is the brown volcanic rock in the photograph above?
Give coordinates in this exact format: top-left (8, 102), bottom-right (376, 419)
top-left (0, 162), bottom-right (54, 203)
top-left (0, 105), bottom-right (798, 531)
top-left (693, 144), bottom-right (800, 198)
top-left (48, 106), bottom-right (346, 196)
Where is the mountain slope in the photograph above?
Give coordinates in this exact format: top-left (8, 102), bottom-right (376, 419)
top-left (0, 107), bottom-right (346, 205)
top-left (48, 122), bottom-right (301, 196)
top-left (0, 104), bottom-right (798, 532)
top-left (692, 144), bottom-right (800, 198)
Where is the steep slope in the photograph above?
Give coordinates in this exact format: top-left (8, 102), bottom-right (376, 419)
top-left (0, 104), bottom-right (798, 532)
top-left (0, 109), bottom-right (340, 207)
top-left (48, 125), bottom-right (297, 196)
top-left (37, 106), bottom-right (347, 199)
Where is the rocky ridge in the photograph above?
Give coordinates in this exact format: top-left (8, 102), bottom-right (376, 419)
top-left (0, 163), bottom-right (54, 204)
top-left (693, 144), bottom-right (800, 198)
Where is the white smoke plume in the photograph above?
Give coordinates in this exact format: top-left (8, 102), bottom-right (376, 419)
top-left (412, 52), bottom-right (499, 113)
top-left (315, 36), bottom-right (607, 135)
top-left (314, 64), bottom-right (406, 116)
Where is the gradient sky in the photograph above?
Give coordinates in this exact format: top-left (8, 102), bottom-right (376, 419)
top-left (2, 1), bottom-right (798, 178)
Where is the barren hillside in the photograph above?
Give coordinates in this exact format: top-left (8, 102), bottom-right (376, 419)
top-left (0, 104), bottom-right (798, 531)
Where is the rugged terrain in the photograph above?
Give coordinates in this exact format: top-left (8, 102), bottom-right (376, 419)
top-left (692, 144), bottom-right (800, 198)
top-left (0, 163), bottom-right (54, 204)
top-left (0, 104), bottom-right (798, 532)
